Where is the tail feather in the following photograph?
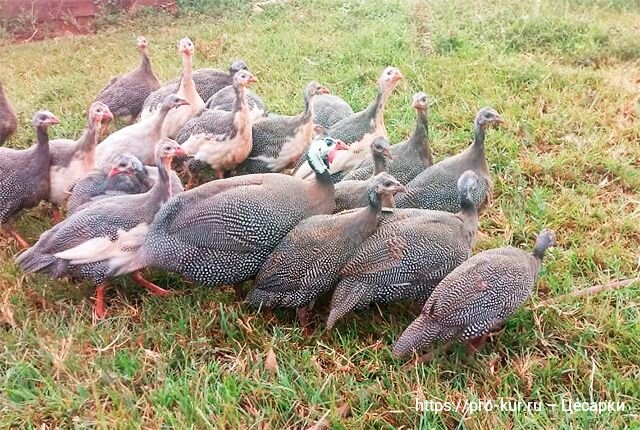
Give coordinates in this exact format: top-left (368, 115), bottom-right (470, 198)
top-left (327, 279), bottom-right (370, 329)
top-left (393, 314), bottom-right (441, 357)
top-left (15, 248), bottom-right (63, 275)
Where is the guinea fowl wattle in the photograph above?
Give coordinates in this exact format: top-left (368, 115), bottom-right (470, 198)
top-left (16, 139), bottom-right (187, 319)
top-left (0, 111), bottom-right (59, 249)
top-left (124, 136), bottom-right (349, 290)
top-left (94, 36), bottom-right (161, 123)
top-left (396, 107), bottom-right (503, 212)
top-left (247, 172), bottom-right (405, 330)
top-left (0, 82), bottom-right (18, 146)
top-left (343, 92), bottom-right (433, 184)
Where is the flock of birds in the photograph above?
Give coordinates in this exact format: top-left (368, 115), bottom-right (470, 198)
top-left (0, 36), bottom-right (555, 358)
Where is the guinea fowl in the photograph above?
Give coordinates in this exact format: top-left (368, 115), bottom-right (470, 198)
top-left (295, 67), bottom-right (403, 181)
top-left (94, 36), bottom-right (161, 123)
top-left (0, 111), bottom-right (59, 248)
top-left (95, 94), bottom-right (189, 167)
top-left (247, 172), bottom-right (405, 329)
top-left (47, 102), bottom-right (114, 213)
top-left (0, 82), bottom-right (18, 146)
top-left (312, 93), bottom-right (354, 129)
top-left (16, 139), bottom-right (187, 319)
top-left (240, 81), bottom-right (328, 174)
top-left (176, 70), bottom-right (257, 180)
top-left (334, 137), bottom-right (393, 212)
top-left (396, 107), bottom-right (503, 212)
top-left (205, 82), bottom-right (266, 121)
top-left (342, 92), bottom-right (432, 184)
top-left (123, 136), bottom-right (349, 290)
top-left (393, 229), bottom-right (555, 357)
top-left (142, 60), bottom-right (249, 115)
top-left (327, 170), bottom-right (481, 329)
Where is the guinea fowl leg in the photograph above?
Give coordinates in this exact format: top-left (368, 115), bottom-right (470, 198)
top-left (296, 306), bottom-right (312, 336)
top-left (132, 271), bottom-right (172, 296)
top-left (50, 206), bottom-right (63, 224)
top-left (3, 223), bottom-right (30, 249)
top-left (465, 334), bottom-right (489, 355)
top-left (93, 283), bottom-right (109, 319)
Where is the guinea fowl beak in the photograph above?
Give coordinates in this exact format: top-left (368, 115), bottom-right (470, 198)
top-left (107, 167), bottom-right (122, 178)
top-left (45, 116), bottom-right (60, 126)
top-left (247, 74), bottom-right (258, 84)
top-left (393, 70), bottom-right (404, 82)
top-left (382, 148), bottom-right (393, 159)
top-left (318, 86), bottom-right (329, 95)
top-left (335, 140), bottom-right (349, 151)
top-left (394, 184), bottom-right (407, 194)
top-left (103, 110), bottom-right (114, 121)
top-left (495, 115), bottom-right (505, 124)
top-left (174, 147), bottom-right (188, 158)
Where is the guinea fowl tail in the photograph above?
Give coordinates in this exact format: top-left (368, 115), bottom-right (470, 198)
top-left (393, 314), bottom-right (442, 357)
top-left (15, 248), bottom-right (66, 276)
top-left (326, 279), bottom-right (370, 329)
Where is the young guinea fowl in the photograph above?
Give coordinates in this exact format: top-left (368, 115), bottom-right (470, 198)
top-left (142, 60), bottom-right (249, 115)
top-left (176, 70), bottom-right (258, 180)
top-left (205, 82), bottom-right (266, 121)
top-left (95, 94), bottom-right (189, 167)
top-left (312, 93), bottom-right (354, 129)
top-left (393, 229), bottom-right (555, 357)
top-left (16, 139), bottom-right (187, 319)
top-left (396, 107), bottom-right (503, 212)
top-left (247, 172), bottom-right (406, 329)
top-left (240, 81), bottom-right (328, 174)
top-left (327, 171), bottom-right (481, 329)
top-left (0, 82), bottom-right (18, 146)
top-left (0, 111), bottom-right (59, 248)
top-left (295, 67), bottom-right (403, 182)
top-left (47, 102), bottom-right (114, 211)
top-left (333, 137), bottom-right (393, 212)
top-left (94, 36), bottom-right (161, 122)
top-left (342, 92), bottom-right (432, 184)
top-left (123, 136), bottom-right (349, 290)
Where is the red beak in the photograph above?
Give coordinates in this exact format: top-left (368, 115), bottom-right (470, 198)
top-left (103, 110), bottom-right (114, 121)
top-left (46, 116), bottom-right (60, 126)
top-left (247, 74), bottom-right (258, 84)
top-left (174, 147), bottom-right (188, 158)
top-left (318, 86), bottom-right (329, 95)
top-left (335, 140), bottom-right (349, 151)
top-left (107, 167), bottom-right (121, 178)
top-left (382, 148), bottom-right (393, 159)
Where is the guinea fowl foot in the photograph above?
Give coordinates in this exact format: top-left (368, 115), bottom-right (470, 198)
top-left (465, 334), bottom-right (489, 355)
top-left (50, 207), bottom-right (63, 224)
top-left (3, 224), bottom-right (30, 249)
top-left (132, 271), bottom-right (172, 296)
top-left (296, 306), bottom-right (313, 336)
top-left (93, 283), bottom-right (108, 320)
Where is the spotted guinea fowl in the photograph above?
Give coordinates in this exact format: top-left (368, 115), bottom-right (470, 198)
top-left (247, 172), bottom-right (405, 328)
top-left (312, 93), bottom-right (354, 129)
top-left (327, 170), bottom-right (481, 329)
top-left (0, 82), bottom-right (18, 146)
top-left (205, 81), bottom-right (266, 121)
top-left (142, 60), bottom-right (249, 115)
top-left (343, 92), bottom-right (432, 184)
top-left (122, 136), bottom-right (349, 290)
top-left (393, 229), bottom-right (555, 357)
top-left (396, 107), bottom-right (503, 212)
top-left (95, 95), bottom-right (189, 167)
top-left (0, 111), bottom-right (59, 248)
top-left (177, 70), bottom-right (257, 180)
top-left (47, 102), bottom-right (113, 214)
top-left (295, 67), bottom-right (403, 182)
top-left (240, 81), bottom-right (328, 174)
top-left (334, 137), bottom-right (393, 212)
top-left (94, 36), bottom-right (161, 123)
top-left (16, 139), bottom-right (187, 319)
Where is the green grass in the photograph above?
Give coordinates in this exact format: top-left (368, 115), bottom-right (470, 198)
top-left (1, 0), bottom-right (639, 427)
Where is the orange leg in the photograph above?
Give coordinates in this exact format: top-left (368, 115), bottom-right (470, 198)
top-left (93, 283), bottom-right (108, 319)
top-left (132, 271), bottom-right (172, 296)
top-left (3, 223), bottom-right (30, 249)
top-left (51, 206), bottom-right (63, 224)
top-left (215, 169), bottom-right (225, 180)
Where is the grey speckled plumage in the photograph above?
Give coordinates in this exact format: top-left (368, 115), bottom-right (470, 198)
top-left (95, 37), bottom-right (161, 121)
top-left (396, 107), bottom-right (503, 212)
top-left (246, 173), bottom-right (405, 316)
top-left (205, 85), bottom-right (266, 121)
top-left (393, 229), bottom-right (555, 356)
top-left (327, 171), bottom-right (481, 329)
top-left (129, 137), bottom-right (348, 288)
top-left (312, 94), bottom-right (354, 129)
top-left (0, 83), bottom-right (18, 146)
top-left (342, 92), bottom-right (432, 184)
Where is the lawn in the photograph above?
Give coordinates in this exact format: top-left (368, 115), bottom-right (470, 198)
top-left (0, 0), bottom-right (639, 428)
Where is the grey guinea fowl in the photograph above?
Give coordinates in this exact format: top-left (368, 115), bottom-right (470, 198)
top-left (247, 172), bottom-right (405, 329)
top-left (240, 81), bottom-right (328, 174)
top-left (0, 111), bottom-right (59, 249)
top-left (94, 36), bottom-right (161, 122)
top-left (142, 60), bottom-right (249, 115)
top-left (48, 102), bottom-right (114, 209)
top-left (126, 136), bottom-right (349, 289)
top-left (16, 139), bottom-right (187, 319)
top-left (95, 94), bottom-right (190, 167)
top-left (295, 67), bottom-right (403, 182)
top-left (342, 92), bottom-right (433, 184)
top-left (334, 137), bottom-right (393, 212)
top-left (205, 82), bottom-right (266, 122)
top-left (0, 82), bottom-right (18, 146)
top-left (327, 170), bottom-right (481, 329)
top-left (177, 70), bottom-right (258, 180)
top-left (393, 229), bottom-right (555, 357)
top-left (312, 93), bottom-right (354, 129)
top-left (396, 107), bottom-right (503, 212)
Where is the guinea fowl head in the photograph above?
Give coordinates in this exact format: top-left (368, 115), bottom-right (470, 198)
top-left (475, 107), bottom-right (503, 128)
top-left (233, 70), bottom-right (258, 88)
top-left (371, 136), bottom-right (392, 160)
top-left (89, 102), bottom-right (113, 127)
top-left (162, 95), bottom-right (190, 111)
top-left (32, 111), bottom-right (59, 129)
top-left (177, 37), bottom-right (195, 56)
top-left (304, 81), bottom-right (329, 100)
top-left (534, 229), bottom-right (555, 260)
top-left (457, 170), bottom-right (479, 207)
top-left (157, 138), bottom-right (187, 164)
top-left (411, 92), bottom-right (429, 112)
top-left (108, 154), bottom-right (143, 178)
top-left (136, 36), bottom-right (149, 51)
top-left (378, 66), bottom-right (403, 93)
top-left (368, 172), bottom-right (406, 204)
top-left (306, 136), bottom-right (349, 172)
top-left (229, 60), bottom-right (248, 74)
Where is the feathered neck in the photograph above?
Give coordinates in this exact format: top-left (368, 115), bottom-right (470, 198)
top-left (411, 109), bottom-right (432, 166)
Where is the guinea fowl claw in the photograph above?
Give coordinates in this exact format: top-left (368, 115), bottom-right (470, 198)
top-left (132, 271), bottom-right (172, 296)
top-left (93, 283), bottom-right (108, 320)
